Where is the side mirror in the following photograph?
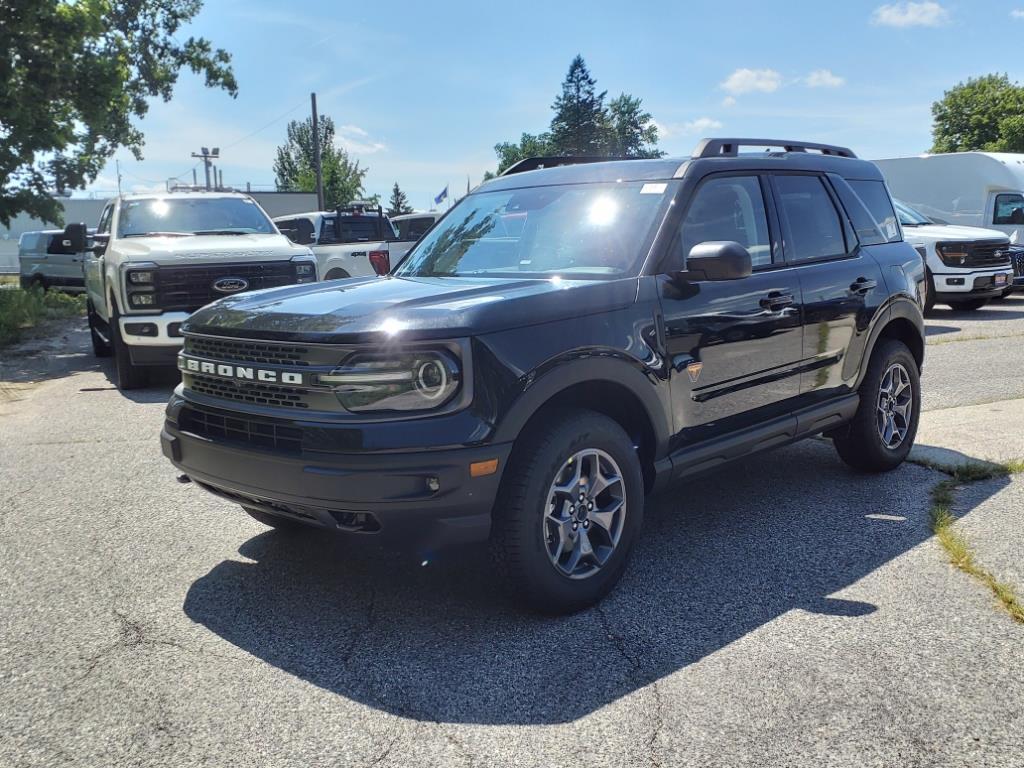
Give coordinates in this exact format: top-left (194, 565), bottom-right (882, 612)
top-left (292, 218), bottom-right (316, 245)
top-left (90, 233), bottom-right (110, 256)
top-left (51, 222), bottom-right (88, 256)
top-left (680, 241), bottom-right (752, 281)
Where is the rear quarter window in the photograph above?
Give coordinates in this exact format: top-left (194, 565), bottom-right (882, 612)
top-left (847, 179), bottom-right (901, 243)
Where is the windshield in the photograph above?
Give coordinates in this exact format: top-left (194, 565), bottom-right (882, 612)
top-left (117, 197), bottom-right (276, 237)
top-left (893, 200), bottom-right (931, 227)
top-left (394, 182), bottom-right (670, 278)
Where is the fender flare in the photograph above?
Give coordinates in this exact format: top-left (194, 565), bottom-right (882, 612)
top-left (856, 296), bottom-right (925, 387)
top-left (491, 354), bottom-right (672, 458)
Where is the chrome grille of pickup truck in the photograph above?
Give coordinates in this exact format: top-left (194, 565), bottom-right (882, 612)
top-left (156, 262), bottom-right (297, 312)
top-left (1011, 248), bottom-right (1024, 278)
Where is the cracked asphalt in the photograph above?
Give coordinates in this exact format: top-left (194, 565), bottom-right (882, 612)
top-left (2, 297), bottom-right (1023, 767)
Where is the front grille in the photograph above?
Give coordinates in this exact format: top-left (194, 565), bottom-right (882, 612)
top-left (155, 262), bottom-right (297, 312)
top-left (178, 406), bottom-right (303, 454)
top-left (185, 336), bottom-right (311, 366)
top-left (190, 374), bottom-right (310, 409)
top-left (942, 240), bottom-right (1013, 268)
top-left (1011, 248), bottom-right (1024, 277)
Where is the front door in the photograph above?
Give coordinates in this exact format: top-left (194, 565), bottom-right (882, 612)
top-left (85, 203), bottom-right (113, 311)
top-left (659, 174), bottom-right (804, 450)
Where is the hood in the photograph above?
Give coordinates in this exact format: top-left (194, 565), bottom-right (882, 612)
top-left (116, 233), bottom-right (302, 265)
top-left (901, 223), bottom-right (1009, 243)
top-left (183, 275), bottom-right (639, 343)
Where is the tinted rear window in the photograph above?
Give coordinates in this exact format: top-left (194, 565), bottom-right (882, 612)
top-left (322, 216), bottom-right (398, 243)
top-left (848, 180), bottom-right (900, 242)
top-left (774, 175), bottom-right (847, 262)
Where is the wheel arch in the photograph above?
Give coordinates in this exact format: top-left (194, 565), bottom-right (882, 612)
top-left (860, 298), bottom-right (925, 385)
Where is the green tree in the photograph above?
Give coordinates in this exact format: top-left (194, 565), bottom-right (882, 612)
top-left (0, 0), bottom-right (237, 226)
top-left (273, 116), bottom-right (367, 208)
top-left (607, 93), bottom-right (663, 158)
top-left (549, 55), bottom-right (609, 155)
top-left (387, 182), bottom-right (413, 216)
top-left (931, 74), bottom-right (1024, 153)
top-left (494, 132), bottom-right (553, 174)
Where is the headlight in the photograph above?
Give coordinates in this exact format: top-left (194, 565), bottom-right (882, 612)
top-left (291, 254), bottom-right (318, 283)
top-left (124, 263), bottom-right (159, 310)
top-left (318, 350), bottom-right (461, 412)
top-left (935, 244), bottom-right (968, 267)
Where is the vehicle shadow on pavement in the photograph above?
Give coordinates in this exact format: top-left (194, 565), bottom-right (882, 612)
top-left (182, 440), bottom-right (1008, 725)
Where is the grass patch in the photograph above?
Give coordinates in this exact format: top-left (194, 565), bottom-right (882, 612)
top-left (0, 285), bottom-right (86, 347)
top-left (926, 460), bottom-right (1024, 625)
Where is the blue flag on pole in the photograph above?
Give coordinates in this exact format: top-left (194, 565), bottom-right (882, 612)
top-left (434, 185), bottom-right (448, 205)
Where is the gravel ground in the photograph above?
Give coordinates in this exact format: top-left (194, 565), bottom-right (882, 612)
top-left (1, 297), bottom-right (1023, 767)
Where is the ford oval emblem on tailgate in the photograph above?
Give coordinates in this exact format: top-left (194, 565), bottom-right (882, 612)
top-left (213, 277), bottom-right (249, 293)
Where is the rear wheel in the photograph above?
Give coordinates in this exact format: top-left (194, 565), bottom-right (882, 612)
top-left (833, 339), bottom-right (920, 472)
top-left (86, 300), bottom-right (111, 357)
top-left (243, 507), bottom-right (302, 530)
top-left (325, 268), bottom-right (351, 281)
top-left (110, 304), bottom-right (147, 390)
top-left (946, 298), bottom-right (988, 311)
top-left (489, 409), bottom-right (644, 614)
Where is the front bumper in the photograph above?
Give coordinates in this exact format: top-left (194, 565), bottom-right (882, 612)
top-left (120, 312), bottom-right (188, 366)
top-left (933, 271), bottom-right (1012, 300)
top-left (161, 408), bottom-right (513, 551)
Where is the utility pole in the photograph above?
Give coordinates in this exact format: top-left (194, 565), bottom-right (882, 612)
top-left (190, 147), bottom-right (219, 190)
top-left (311, 92), bottom-right (325, 210)
top-left (115, 159), bottom-right (123, 196)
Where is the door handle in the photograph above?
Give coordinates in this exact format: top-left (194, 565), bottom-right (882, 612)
top-left (850, 277), bottom-right (877, 294)
top-left (759, 292), bottom-right (794, 311)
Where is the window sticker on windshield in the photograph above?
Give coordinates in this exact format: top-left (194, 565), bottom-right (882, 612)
top-left (640, 183), bottom-right (667, 195)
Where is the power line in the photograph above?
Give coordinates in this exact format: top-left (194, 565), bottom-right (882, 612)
top-left (221, 99), bottom-right (307, 151)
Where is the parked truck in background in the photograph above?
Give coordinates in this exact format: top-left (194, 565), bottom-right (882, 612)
top-left (18, 228), bottom-right (91, 292)
top-left (47, 191), bottom-right (318, 390)
top-left (876, 152), bottom-right (1024, 295)
top-left (274, 202), bottom-right (417, 281)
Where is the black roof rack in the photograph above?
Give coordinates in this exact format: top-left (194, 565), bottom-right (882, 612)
top-left (500, 155), bottom-right (638, 176)
top-left (692, 138), bottom-right (857, 159)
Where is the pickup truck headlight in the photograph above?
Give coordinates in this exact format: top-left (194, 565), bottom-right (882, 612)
top-left (935, 244), bottom-right (969, 267)
top-left (124, 264), bottom-right (159, 310)
top-left (291, 254), bottom-right (318, 283)
top-left (318, 350), bottom-right (461, 412)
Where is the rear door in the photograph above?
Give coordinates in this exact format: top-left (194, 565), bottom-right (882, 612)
top-left (659, 173), bottom-right (804, 448)
top-left (769, 173), bottom-right (887, 401)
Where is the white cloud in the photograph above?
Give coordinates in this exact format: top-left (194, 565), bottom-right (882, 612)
top-left (1012, 8), bottom-right (1024, 18)
top-left (335, 124), bottom-right (386, 155)
top-left (721, 96), bottom-right (737, 108)
top-left (680, 117), bottom-right (724, 135)
top-left (871, 2), bottom-right (950, 27)
top-left (720, 68), bottom-right (782, 95)
top-left (804, 69), bottom-right (845, 88)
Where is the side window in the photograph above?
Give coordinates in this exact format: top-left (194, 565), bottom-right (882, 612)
top-left (96, 204), bottom-right (114, 235)
top-left (677, 176), bottom-right (772, 269)
top-left (846, 179), bottom-right (900, 242)
top-left (774, 175), bottom-right (847, 262)
top-left (406, 217), bottom-right (435, 240)
top-left (993, 193), bottom-right (1024, 225)
top-left (275, 218), bottom-right (298, 242)
top-left (320, 217), bottom-right (338, 244)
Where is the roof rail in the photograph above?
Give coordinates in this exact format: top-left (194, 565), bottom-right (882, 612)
top-left (692, 138), bottom-right (857, 159)
top-left (500, 155), bottom-right (638, 176)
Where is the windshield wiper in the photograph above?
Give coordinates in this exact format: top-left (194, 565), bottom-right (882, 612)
top-left (122, 231), bottom-right (193, 238)
top-left (192, 229), bottom-right (251, 235)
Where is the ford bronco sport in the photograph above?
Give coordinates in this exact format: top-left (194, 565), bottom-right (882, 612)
top-left (162, 139), bottom-right (925, 613)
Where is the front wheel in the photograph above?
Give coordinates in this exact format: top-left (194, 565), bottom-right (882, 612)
top-left (833, 339), bottom-right (920, 472)
top-left (923, 268), bottom-right (936, 315)
top-left (110, 307), bottom-right (147, 390)
top-left (87, 300), bottom-right (111, 357)
top-left (489, 409), bottom-right (644, 614)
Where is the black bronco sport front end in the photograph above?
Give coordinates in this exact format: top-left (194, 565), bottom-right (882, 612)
top-left (163, 138), bottom-right (925, 613)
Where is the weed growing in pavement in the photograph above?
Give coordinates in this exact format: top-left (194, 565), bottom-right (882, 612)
top-left (919, 459), bottom-right (1024, 625)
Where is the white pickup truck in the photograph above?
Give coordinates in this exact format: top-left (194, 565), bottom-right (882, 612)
top-left (273, 202), bottom-right (417, 280)
top-left (49, 191), bottom-right (318, 390)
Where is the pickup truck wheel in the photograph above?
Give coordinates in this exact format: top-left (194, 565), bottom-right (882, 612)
top-left (946, 298), bottom-right (988, 311)
top-left (110, 309), bottom-right (148, 390)
top-left (923, 269), bottom-right (936, 315)
top-left (489, 409), bottom-right (644, 614)
top-left (243, 507), bottom-right (302, 530)
top-left (87, 300), bottom-right (111, 357)
top-left (325, 268), bottom-right (351, 281)
top-left (833, 339), bottom-right (920, 473)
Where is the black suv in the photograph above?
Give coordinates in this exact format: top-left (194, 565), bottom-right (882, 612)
top-left (162, 139), bottom-right (925, 613)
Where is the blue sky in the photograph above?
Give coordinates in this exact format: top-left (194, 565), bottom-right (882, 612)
top-left (87, 0), bottom-right (1024, 210)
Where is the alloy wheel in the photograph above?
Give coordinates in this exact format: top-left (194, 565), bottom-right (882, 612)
top-left (876, 362), bottom-right (913, 449)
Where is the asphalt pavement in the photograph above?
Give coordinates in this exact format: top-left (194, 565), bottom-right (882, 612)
top-left (2, 297), bottom-right (1023, 767)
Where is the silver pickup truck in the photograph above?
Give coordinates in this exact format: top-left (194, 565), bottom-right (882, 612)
top-left (273, 202), bottom-right (417, 280)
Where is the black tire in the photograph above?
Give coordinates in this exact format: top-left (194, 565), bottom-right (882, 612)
top-left (992, 289), bottom-right (1012, 301)
top-left (923, 269), bottom-right (936, 315)
top-left (109, 304), bottom-right (147, 390)
top-left (946, 298), bottom-right (988, 311)
top-left (325, 268), bottom-right (351, 281)
top-left (86, 300), bottom-right (112, 358)
top-left (489, 408), bottom-right (644, 614)
top-left (28, 275), bottom-right (47, 293)
top-left (833, 339), bottom-right (921, 473)
top-left (243, 507), bottom-right (302, 530)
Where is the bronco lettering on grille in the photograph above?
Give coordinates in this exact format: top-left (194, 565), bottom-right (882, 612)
top-left (179, 355), bottom-right (304, 385)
